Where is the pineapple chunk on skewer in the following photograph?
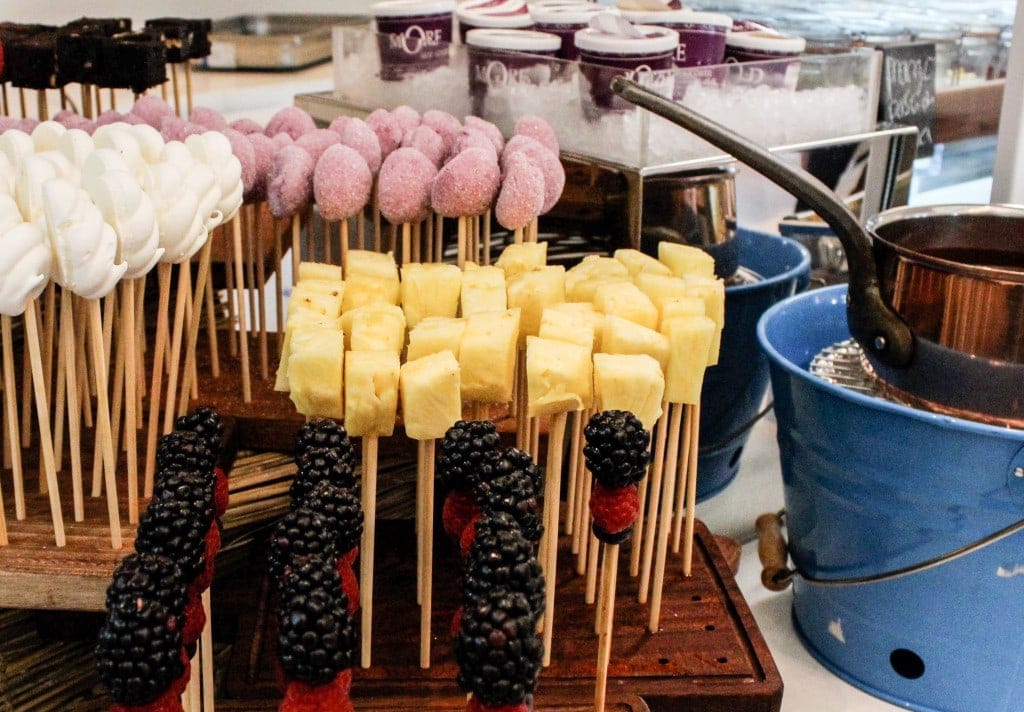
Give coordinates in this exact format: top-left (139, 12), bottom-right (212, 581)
top-left (538, 307), bottom-right (595, 349)
top-left (288, 285), bottom-right (343, 318)
top-left (600, 314), bottom-right (670, 371)
top-left (658, 242), bottom-right (716, 279)
top-left (288, 327), bottom-right (345, 419)
top-left (663, 315), bottom-right (716, 405)
top-left (348, 303), bottom-right (406, 354)
top-left (634, 272), bottom-right (687, 306)
top-left (657, 295), bottom-right (705, 332)
top-left (407, 316), bottom-right (467, 361)
top-left (400, 262), bottom-right (462, 328)
top-left (342, 250), bottom-right (400, 312)
top-left (506, 265), bottom-right (565, 345)
top-left (460, 264), bottom-right (507, 316)
top-left (614, 248), bottom-right (672, 277)
top-left (525, 335), bottom-right (593, 416)
top-left (565, 256), bottom-right (629, 302)
top-left (592, 353), bottom-right (665, 431)
top-left (683, 277), bottom-right (725, 365)
top-left (543, 301), bottom-right (604, 350)
top-left (495, 242), bottom-right (548, 279)
top-left (593, 281), bottom-right (658, 330)
top-left (459, 308), bottom-right (520, 403)
top-left (400, 350), bottom-right (462, 440)
top-left (297, 261), bottom-right (343, 282)
top-left (344, 350), bottom-right (401, 437)
top-left (274, 312), bottom-right (343, 392)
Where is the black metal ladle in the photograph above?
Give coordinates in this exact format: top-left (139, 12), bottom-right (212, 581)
top-left (611, 76), bottom-right (916, 369)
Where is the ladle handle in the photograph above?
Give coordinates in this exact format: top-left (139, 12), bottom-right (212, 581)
top-left (611, 77), bottom-right (915, 368)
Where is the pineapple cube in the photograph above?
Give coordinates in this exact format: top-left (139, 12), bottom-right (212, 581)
top-left (565, 256), bottom-right (628, 301)
top-left (407, 316), bottom-right (467, 361)
top-left (593, 281), bottom-right (658, 330)
top-left (543, 302), bottom-right (603, 351)
top-left (342, 250), bottom-right (400, 312)
top-left (506, 266), bottom-right (565, 344)
top-left (274, 313), bottom-right (342, 392)
top-left (657, 296), bottom-right (705, 332)
top-left (400, 351), bottom-right (462, 440)
top-left (663, 315), bottom-right (715, 404)
top-left (295, 279), bottom-right (345, 300)
top-left (600, 314), bottom-right (670, 371)
top-left (298, 261), bottom-right (342, 282)
top-left (460, 264), bottom-right (506, 315)
top-left (525, 336), bottom-right (592, 416)
top-left (634, 272), bottom-right (687, 306)
top-left (287, 328), bottom-right (344, 419)
top-left (658, 242), bottom-right (715, 279)
top-left (565, 275), bottom-right (630, 303)
top-left (348, 303), bottom-right (406, 354)
top-left (288, 285), bottom-right (343, 318)
top-left (459, 308), bottom-right (520, 403)
top-left (538, 307), bottom-right (594, 349)
top-left (495, 242), bottom-right (547, 279)
top-left (400, 262), bottom-right (462, 328)
top-left (593, 353), bottom-right (665, 431)
top-left (614, 248), bottom-right (672, 277)
top-left (344, 350), bottom-right (401, 437)
top-left (684, 277), bottom-right (725, 365)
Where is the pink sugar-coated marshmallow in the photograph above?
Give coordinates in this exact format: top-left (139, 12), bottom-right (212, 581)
top-left (18, 118), bottom-right (40, 133)
top-left (314, 144), bottom-right (372, 222)
top-left (401, 125), bottom-right (446, 168)
top-left (448, 128), bottom-right (497, 161)
top-left (0, 117), bottom-right (21, 133)
top-left (421, 109), bottom-right (462, 154)
top-left (52, 110), bottom-right (92, 131)
top-left (495, 150), bottom-right (545, 231)
top-left (189, 106), bottom-right (228, 132)
top-left (431, 147), bottom-right (500, 218)
top-left (270, 132), bottom-right (294, 150)
top-left (366, 108), bottom-right (403, 158)
top-left (378, 147), bottom-right (438, 225)
top-left (501, 134), bottom-right (564, 214)
top-left (338, 118), bottom-right (382, 174)
top-left (327, 115), bottom-right (350, 137)
top-left (464, 115), bottom-right (504, 154)
top-left (246, 132), bottom-right (276, 203)
top-left (264, 106), bottom-right (316, 141)
top-left (160, 116), bottom-right (202, 142)
top-left (391, 105), bottom-right (421, 133)
top-left (513, 114), bottom-right (559, 155)
top-left (294, 128), bottom-right (341, 164)
top-left (223, 128), bottom-right (258, 196)
top-left (131, 95), bottom-right (175, 128)
top-left (229, 117), bottom-right (264, 135)
top-left (95, 109), bottom-right (129, 127)
top-left (267, 144), bottom-right (315, 219)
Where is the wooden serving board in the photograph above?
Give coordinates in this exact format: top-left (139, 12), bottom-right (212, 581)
top-left (222, 519), bottom-right (782, 712)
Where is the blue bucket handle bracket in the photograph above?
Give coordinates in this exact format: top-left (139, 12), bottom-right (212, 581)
top-left (1007, 443), bottom-right (1024, 502)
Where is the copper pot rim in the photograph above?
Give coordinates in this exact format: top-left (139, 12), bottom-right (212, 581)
top-left (867, 203), bottom-right (1024, 284)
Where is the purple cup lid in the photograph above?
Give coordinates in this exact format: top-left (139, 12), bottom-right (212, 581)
top-left (725, 30), bottom-right (806, 54)
top-left (465, 28), bottom-right (561, 52)
top-left (574, 24), bottom-right (679, 56)
top-left (619, 9), bottom-right (732, 29)
top-left (373, 0), bottom-right (456, 17)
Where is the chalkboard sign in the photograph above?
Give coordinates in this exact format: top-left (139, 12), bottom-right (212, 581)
top-left (877, 42), bottom-right (937, 158)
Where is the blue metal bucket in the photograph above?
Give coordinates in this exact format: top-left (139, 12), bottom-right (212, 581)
top-left (696, 228), bottom-right (810, 500)
top-left (757, 284), bottom-right (1024, 712)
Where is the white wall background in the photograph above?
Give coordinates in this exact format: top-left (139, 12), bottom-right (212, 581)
top-left (1, 0), bottom-right (375, 26)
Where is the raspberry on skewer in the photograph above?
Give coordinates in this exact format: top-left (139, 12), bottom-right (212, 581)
top-left (438, 420), bottom-right (501, 544)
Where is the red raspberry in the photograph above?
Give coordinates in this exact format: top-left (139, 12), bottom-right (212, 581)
top-left (214, 466), bottom-right (229, 518)
top-left (282, 671), bottom-right (354, 712)
top-left (169, 651), bottom-right (191, 696)
top-left (467, 697), bottom-right (530, 712)
top-left (450, 605), bottom-right (463, 638)
top-left (111, 684), bottom-right (185, 712)
top-left (443, 489), bottom-right (480, 543)
top-left (340, 546), bottom-right (358, 568)
top-left (335, 558), bottom-right (360, 616)
top-left (182, 596), bottom-right (206, 647)
top-left (459, 513), bottom-right (481, 558)
top-left (589, 483), bottom-right (639, 534)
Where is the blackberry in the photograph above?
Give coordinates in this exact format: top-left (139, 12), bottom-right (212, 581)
top-left (105, 552), bottom-right (188, 629)
top-left (96, 595), bottom-right (185, 706)
top-left (134, 499), bottom-right (207, 582)
top-left (300, 481), bottom-right (363, 554)
top-left (473, 471), bottom-right (543, 543)
top-left (276, 556), bottom-right (355, 685)
top-left (463, 512), bottom-right (545, 616)
top-left (266, 507), bottom-right (337, 583)
top-left (156, 430), bottom-right (215, 475)
top-left (583, 410), bottom-right (651, 488)
top-left (174, 406), bottom-right (224, 459)
top-left (150, 469), bottom-right (216, 527)
top-left (455, 588), bottom-right (543, 707)
top-left (295, 419), bottom-right (355, 470)
top-left (438, 420), bottom-right (501, 492)
top-left (290, 447), bottom-right (358, 503)
top-left (479, 447), bottom-right (542, 496)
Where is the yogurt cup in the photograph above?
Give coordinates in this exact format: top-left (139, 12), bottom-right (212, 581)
top-left (456, 2), bottom-right (533, 44)
top-left (724, 30), bottom-right (806, 89)
top-left (528, 1), bottom-right (607, 61)
top-left (372, 0), bottom-right (456, 81)
top-left (620, 9), bottom-right (732, 67)
top-left (466, 28), bottom-right (561, 112)
top-left (574, 25), bottom-right (679, 113)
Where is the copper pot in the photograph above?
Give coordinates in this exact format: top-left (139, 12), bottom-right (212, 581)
top-left (611, 77), bottom-right (1024, 427)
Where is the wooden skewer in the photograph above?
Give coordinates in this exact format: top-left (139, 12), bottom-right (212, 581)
top-left (88, 299), bottom-right (122, 550)
top-left (340, 218), bottom-right (350, 272)
top-left (245, 209), bottom-right (260, 380)
top-left (203, 253), bottom-right (220, 379)
top-left (273, 214), bottom-right (285, 357)
top-left (232, 216), bottom-right (253, 402)
top-left (412, 220), bottom-right (421, 263)
top-left (416, 440), bottom-right (425, 606)
top-left (41, 283), bottom-right (56, 426)
top-left (648, 403), bottom-right (685, 633)
top-left (177, 241), bottom-right (213, 416)
top-left (187, 644), bottom-right (200, 711)
top-left (20, 330), bottom-right (32, 448)
top-left (541, 410), bottom-right (568, 667)
top-left (91, 291), bottom-right (118, 497)
top-left (372, 186), bottom-right (382, 253)
top-left (637, 403), bottom-right (670, 602)
top-left (402, 223), bottom-right (411, 267)
top-left (419, 438), bottom-right (436, 669)
top-left (58, 291), bottom-right (84, 521)
top-left (24, 299), bottom-right (65, 548)
top-left (254, 209), bottom-right (270, 381)
top-left (514, 226), bottom-right (524, 244)
top-left (1, 316), bottom-right (25, 520)
top-left (457, 216), bottom-right (467, 269)
top-left (144, 263), bottom-right (173, 497)
top-left (681, 402), bottom-right (701, 575)
top-left (18, 87), bottom-right (26, 118)
top-left (184, 61), bottom-right (195, 117)
top-left (225, 258), bottom-right (238, 358)
top-left (291, 214), bottom-right (302, 279)
top-left (576, 466), bottom-right (592, 575)
top-left (564, 410), bottom-right (584, 536)
top-left (360, 435), bottom-right (379, 669)
top-left (36, 89), bottom-right (48, 121)
top-left (571, 413), bottom-right (590, 555)
top-left (434, 213), bottom-right (443, 261)
top-left (594, 543), bottom-right (619, 712)
top-left (200, 588), bottom-right (215, 709)
top-left (356, 211), bottom-right (366, 251)
top-left (170, 63), bottom-right (182, 117)
top-left (585, 530), bottom-right (599, 604)
top-left (123, 281), bottom-right (139, 524)
top-left (424, 215), bottom-right (433, 263)
top-left (162, 263), bottom-right (191, 435)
